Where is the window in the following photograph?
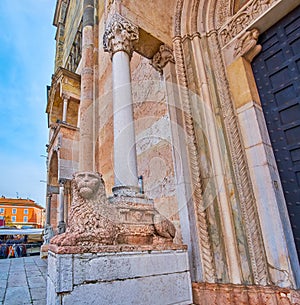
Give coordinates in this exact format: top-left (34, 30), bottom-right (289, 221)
top-left (0, 208), bottom-right (4, 214)
top-left (12, 208), bottom-right (16, 214)
top-left (23, 216), bottom-right (28, 222)
top-left (11, 216), bottom-right (16, 222)
top-left (24, 209), bottom-right (28, 215)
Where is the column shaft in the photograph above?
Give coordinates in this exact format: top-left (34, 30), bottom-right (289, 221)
top-left (62, 98), bottom-right (68, 122)
top-left (112, 51), bottom-right (138, 187)
top-left (59, 185), bottom-right (64, 223)
top-left (46, 194), bottom-right (52, 226)
top-left (103, 14), bottom-right (139, 192)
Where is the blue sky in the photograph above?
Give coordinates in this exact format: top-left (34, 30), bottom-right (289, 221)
top-left (0, 1), bottom-right (56, 206)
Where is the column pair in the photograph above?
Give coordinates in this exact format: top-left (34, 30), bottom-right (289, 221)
top-left (79, 11), bottom-right (141, 195)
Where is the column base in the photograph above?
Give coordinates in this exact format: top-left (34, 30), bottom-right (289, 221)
top-left (112, 185), bottom-right (144, 197)
top-left (109, 194), bottom-right (174, 246)
top-left (192, 282), bottom-right (300, 305)
top-left (47, 248), bottom-right (192, 305)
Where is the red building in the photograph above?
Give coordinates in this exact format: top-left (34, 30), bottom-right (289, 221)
top-left (0, 216), bottom-right (4, 227)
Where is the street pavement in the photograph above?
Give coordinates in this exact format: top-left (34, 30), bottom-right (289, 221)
top-left (0, 256), bottom-right (47, 305)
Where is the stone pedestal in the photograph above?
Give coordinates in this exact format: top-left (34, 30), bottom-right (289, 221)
top-left (48, 171), bottom-right (192, 304)
top-left (47, 247), bottom-right (192, 305)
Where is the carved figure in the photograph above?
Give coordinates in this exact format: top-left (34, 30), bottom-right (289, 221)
top-left (51, 171), bottom-right (177, 248)
top-left (234, 28), bottom-right (262, 61)
top-left (150, 44), bottom-right (175, 73)
top-left (43, 225), bottom-right (54, 245)
top-left (51, 172), bottom-right (119, 247)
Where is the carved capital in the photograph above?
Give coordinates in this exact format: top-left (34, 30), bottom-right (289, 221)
top-left (150, 44), bottom-right (175, 73)
top-left (234, 28), bottom-right (262, 62)
top-left (103, 14), bottom-right (139, 58)
top-left (61, 93), bottom-right (70, 101)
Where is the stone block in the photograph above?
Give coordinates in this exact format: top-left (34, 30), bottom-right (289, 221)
top-left (64, 272), bottom-right (191, 305)
top-left (237, 101), bottom-right (263, 148)
top-left (47, 249), bottom-right (192, 305)
top-left (73, 250), bottom-right (189, 285)
top-left (48, 252), bottom-right (73, 293)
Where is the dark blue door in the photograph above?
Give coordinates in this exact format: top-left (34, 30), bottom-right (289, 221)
top-left (252, 5), bottom-right (300, 259)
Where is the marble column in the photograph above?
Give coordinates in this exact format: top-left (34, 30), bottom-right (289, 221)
top-left (103, 14), bottom-right (139, 195)
top-left (79, 0), bottom-right (94, 171)
top-left (62, 95), bottom-right (69, 122)
top-left (46, 193), bottom-right (52, 226)
top-left (57, 180), bottom-right (66, 233)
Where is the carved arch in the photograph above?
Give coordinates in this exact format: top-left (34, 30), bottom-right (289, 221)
top-left (173, 0), bottom-right (270, 285)
top-left (174, 0), bottom-right (234, 37)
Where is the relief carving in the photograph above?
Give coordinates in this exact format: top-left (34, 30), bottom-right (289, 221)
top-left (50, 171), bottom-right (176, 248)
top-left (103, 13), bottom-right (139, 58)
top-left (219, 0), bottom-right (278, 45)
top-left (173, 36), bottom-right (216, 283)
top-left (150, 44), bottom-right (175, 73)
top-left (234, 28), bottom-right (262, 61)
top-left (215, 0), bottom-right (232, 29)
top-left (207, 31), bottom-right (269, 285)
top-left (43, 225), bottom-right (54, 245)
top-left (66, 25), bottom-right (82, 72)
top-left (106, 0), bottom-right (114, 12)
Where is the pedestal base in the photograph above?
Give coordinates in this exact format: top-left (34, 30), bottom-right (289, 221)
top-left (47, 248), bottom-right (192, 305)
top-left (192, 282), bottom-right (300, 305)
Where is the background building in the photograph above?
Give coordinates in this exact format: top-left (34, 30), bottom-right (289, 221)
top-left (46, 0), bottom-right (300, 303)
top-left (0, 197), bottom-right (45, 228)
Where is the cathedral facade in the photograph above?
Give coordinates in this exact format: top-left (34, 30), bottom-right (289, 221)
top-left (45, 0), bottom-right (300, 303)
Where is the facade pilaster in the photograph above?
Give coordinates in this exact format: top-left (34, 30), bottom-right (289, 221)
top-left (79, 0), bottom-right (95, 171)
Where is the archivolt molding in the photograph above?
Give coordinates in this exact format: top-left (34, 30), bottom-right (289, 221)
top-left (206, 30), bottom-right (269, 285)
top-left (215, 0), bottom-right (233, 29)
top-left (173, 36), bottom-right (216, 283)
top-left (173, 0), bottom-right (271, 285)
top-left (174, 0), bottom-right (184, 37)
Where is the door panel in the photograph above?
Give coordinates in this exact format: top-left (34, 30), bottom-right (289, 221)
top-left (252, 5), bottom-right (300, 258)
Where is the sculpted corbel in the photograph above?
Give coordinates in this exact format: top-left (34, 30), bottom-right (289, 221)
top-left (150, 44), bottom-right (175, 73)
top-left (234, 28), bottom-right (262, 62)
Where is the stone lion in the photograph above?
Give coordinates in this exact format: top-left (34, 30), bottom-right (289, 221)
top-left (51, 171), bottom-right (176, 248)
top-left (51, 172), bottom-right (119, 247)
